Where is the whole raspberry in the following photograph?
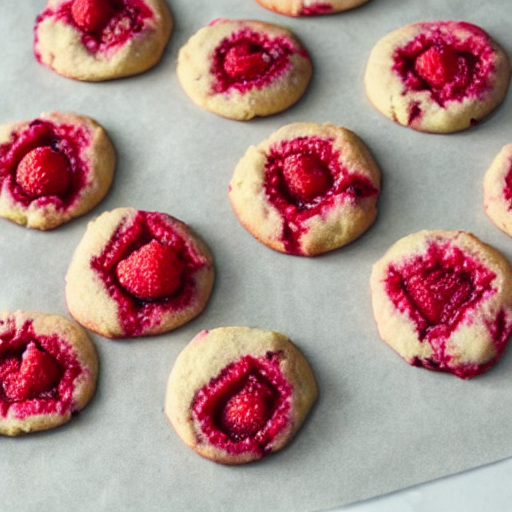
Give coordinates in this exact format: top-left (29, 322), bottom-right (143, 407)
top-left (116, 239), bottom-right (184, 300)
top-left (16, 146), bottom-right (71, 198)
top-left (415, 45), bottom-right (460, 87)
top-left (71, 0), bottom-right (115, 34)
top-left (223, 41), bottom-right (271, 81)
top-left (281, 153), bottom-right (333, 203)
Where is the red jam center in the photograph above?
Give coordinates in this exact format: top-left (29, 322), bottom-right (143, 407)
top-left (0, 320), bottom-right (84, 419)
top-left (263, 136), bottom-right (378, 254)
top-left (299, 3), bottom-right (334, 15)
top-left (192, 352), bottom-right (291, 456)
top-left (116, 239), bottom-right (184, 300)
top-left (91, 211), bottom-right (208, 337)
top-left (0, 119), bottom-right (89, 209)
top-left (35, 0), bottom-right (153, 56)
top-left (502, 159), bottom-right (512, 207)
top-left (392, 22), bottom-right (496, 107)
top-left (212, 26), bottom-right (304, 94)
top-left (385, 241), bottom-right (496, 343)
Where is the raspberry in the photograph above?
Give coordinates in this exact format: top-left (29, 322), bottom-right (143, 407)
top-left (223, 41), bottom-right (271, 81)
top-left (281, 153), bottom-right (333, 202)
top-left (116, 239), bottom-right (184, 300)
top-left (16, 146), bottom-right (71, 198)
top-left (220, 374), bottom-right (277, 441)
top-left (415, 45), bottom-right (460, 87)
top-left (71, 0), bottom-right (115, 33)
top-left (2, 342), bottom-right (63, 401)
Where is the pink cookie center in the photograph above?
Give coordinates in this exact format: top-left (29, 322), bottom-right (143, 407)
top-left (212, 27), bottom-right (306, 94)
top-left (392, 22), bottom-right (496, 109)
top-left (192, 352), bottom-right (291, 456)
top-left (0, 320), bottom-right (85, 419)
top-left (91, 211), bottom-right (208, 337)
top-left (34, 0), bottom-right (153, 56)
top-left (263, 136), bottom-right (378, 255)
top-left (502, 159), bottom-right (512, 207)
top-left (0, 119), bottom-right (89, 209)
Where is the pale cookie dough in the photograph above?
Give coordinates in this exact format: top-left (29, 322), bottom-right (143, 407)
top-left (65, 207), bottom-right (215, 338)
top-left (0, 310), bottom-right (98, 436)
top-left (165, 326), bottom-right (318, 464)
top-left (484, 144), bottom-right (512, 236)
top-left (34, 0), bottom-right (172, 81)
top-left (177, 18), bottom-right (313, 121)
top-left (228, 122), bottom-right (381, 256)
top-left (0, 111), bottom-right (115, 230)
top-left (255, 0), bottom-right (371, 16)
top-left (370, 230), bottom-right (512, 379)
top-left (364, 21), bottom-right (510, 133)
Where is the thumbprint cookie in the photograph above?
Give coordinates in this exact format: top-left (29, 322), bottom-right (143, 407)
top-left (165, 326), bottom-right (318, 464)
top-left (228, 122), bottom-right (381, 256)
top-left (484, 144), bottom-right (512, 237)
top-left (255, 0), bottom-right (371, 16)
top-left (0, 310), bottom-right (98, 436)
top-left (34, 0), bottom-right (172, 81)
top-left (0, 112), bottom-right (115, 230)
top-left (176, 18), bottom-right (313, 120)
top-left (65, 207), bottom-right (215, 338)
top-left (364, 21), bottom-right (510, 133)
top-left (370, 230), bottom-right (512, 378)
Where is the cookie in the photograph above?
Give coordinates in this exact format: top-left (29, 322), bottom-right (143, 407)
top-left (484, 143), bottom-right (512, 237)
top-left (370, 230), bottom-right (512, 379)
top-left (364, 21), bottom-right (511, 133)
top-left (228, 122), bottom-right (381, 256)
top-left (255, 0), bottom-right (371, 16)
top-left (165, 326), bottom-right (317, 464)
top-left (176, 19), bottom-right (313, 121)
top-left (34, 0), bottom-right (172, 81)
top-left (65, 207), bottom-right (215, 339)
top-left (0, 112), bottom-right (115, 230)
top-left (0, 310), bottom-right (98, 436)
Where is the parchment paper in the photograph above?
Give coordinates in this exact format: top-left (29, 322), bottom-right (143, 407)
top-left (1, 1), bottom-right (511, 511)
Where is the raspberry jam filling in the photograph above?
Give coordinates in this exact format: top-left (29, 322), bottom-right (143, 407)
top-left (299, 3), bottom-right (334, 15)
top-left (211, 27), bottom-right (306, 94)
top-left (192, 352), bottom-right (292, 456)
top-left (502, 159), bottom-right (512, 207)
top-left (0, 119), bottom-right (89, 209)
top-left (264, 136), bottom-right (378, 254)
top-left (392, 22), bottom-right (496, 107)
top-left (0, 320), bottom-right (84, 419)
top-left (384, 240), bottom-right (509, 373)
top-left (91, 211), bottom-right (208, 336)
top-left (35, 0), bottom-right (153, 56)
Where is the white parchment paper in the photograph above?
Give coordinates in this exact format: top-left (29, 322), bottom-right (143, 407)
top-left (1, 1), bottom-right (511, 511)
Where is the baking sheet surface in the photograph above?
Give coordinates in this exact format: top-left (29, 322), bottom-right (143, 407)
top-left (1, 1), bottom-right (512, 511)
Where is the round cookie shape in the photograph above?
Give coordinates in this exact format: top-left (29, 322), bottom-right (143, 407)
top-left (370, 230), bottom-right (512, 379)
top-left (165, 326), bottom-right (317, 464)
top-left (0, 310), bottom-right (98, 436)
top-left (228, 122), bottom-right (381, 256)
top-left (255, 0), bottom-right (371, 16)
top-left (484, 144), bottom-right (512, 237)
top-left (34, 0), bottom-right (173, 81)
top-left (65, 207), bottom-right (215, 339)
top-left (0, 112), bottom-right (116, 230)
top-left (364, 21), bottom-right (511, 133)
top-left (176, 19), bottom-right (313, 121)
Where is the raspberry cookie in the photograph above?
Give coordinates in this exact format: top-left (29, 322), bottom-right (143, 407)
top-left (34, 0), bottom-right (172, 81)
top-left (165, 326), bottom-right (317, 464)
top-left (364, 21), bottom-right (511, 133)
top-left (484, 144), bottom-right (512, 237)
top-left (255, 0), bottom-right (371, 16)
top-left (65, 207), bottom-right (215, 338)
top-left (228, 122), bottom-right (381, 256)
top-left (176, 19), bottom-right (313, 121)
top-left (370, 230), bottom-right (512, 379)
top-left (0, 310), bottom-right (98, 436)
top-left (0, 112), bottom-right (115, 230)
